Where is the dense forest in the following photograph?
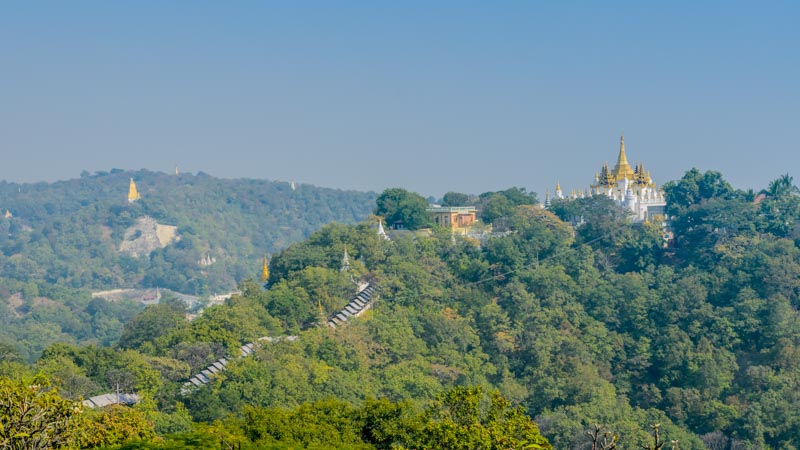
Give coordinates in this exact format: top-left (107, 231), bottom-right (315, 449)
top-left (3, 169), bottom-right (800, 449)
top-left (0, 169), bottom-right (376, 360)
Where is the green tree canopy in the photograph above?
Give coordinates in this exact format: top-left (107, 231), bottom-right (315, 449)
top-left (441, 192), bottom-right (472, 207)
top-left (375, 188), bottom-right (431, 230)
top-left (417, 386), bottom-right (552, 450)
top-left (0, 373), bottom-right (79, 450)
top-left (663, 168), bottom-right (735, 216)
top-left (117, 302), bottom-right (187, 351)
top-left (477, 187), bottom-right (539, 223)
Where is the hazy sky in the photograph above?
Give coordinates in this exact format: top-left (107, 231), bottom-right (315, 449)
top-left (1, 1), bottom-right (798, 198)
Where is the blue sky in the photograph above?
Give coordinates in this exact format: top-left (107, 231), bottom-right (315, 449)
top-left (1, 1), bottom-right (798, 198)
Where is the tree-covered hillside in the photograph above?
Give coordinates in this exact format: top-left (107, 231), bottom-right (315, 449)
top-left (0, 170), bottom-right (376, 293)
top-left (3, 169), bottom-right (800, 448)
top-left (0, 170), bottom-right (376, 360)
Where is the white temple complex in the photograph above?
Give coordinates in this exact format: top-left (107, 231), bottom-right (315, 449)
top-left (547, 134), bottom-right (666, 222)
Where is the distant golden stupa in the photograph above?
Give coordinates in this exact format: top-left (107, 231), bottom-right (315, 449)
top-left (261, 256), bottom-right (270, 282)
top-left (3, 210), bottom-right (12, 219)
top-left (127, 178), bottom-right (141, 203)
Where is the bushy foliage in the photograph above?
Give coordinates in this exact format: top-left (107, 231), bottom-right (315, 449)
top-left (477, 187), bottom-right (539, 223)
top-left (0, 379), bottom-right (549, 449)
top-left (0, 373), bottom-right (79, 449)
top-left (374, 188), bottom-right (431, 230)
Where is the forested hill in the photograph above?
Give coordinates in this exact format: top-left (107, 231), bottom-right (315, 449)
top-left (5, 170), bottom-right (800, 448)
top-left (0, 169), bottom-right (376, 294)
top-left (0, 170), bottom-right (375, 359)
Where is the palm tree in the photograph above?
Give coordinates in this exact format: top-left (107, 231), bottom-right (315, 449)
top-left (762, 174), bottom-right (799, 199)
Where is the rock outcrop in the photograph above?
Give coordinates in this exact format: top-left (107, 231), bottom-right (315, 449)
top-left (119, 216), bottom-right (179, 258)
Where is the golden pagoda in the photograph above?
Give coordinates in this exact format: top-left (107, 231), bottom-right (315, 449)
top-left (591, 135), bottom-right (656, 191)
top-left (612, 134), bottom-right (635, 181)
top-left (260, 256), bottom-right (270, 282)
top-left (3, 210), bottom-right (12, 219)
top-left (127, 178), bottom-right (141, 203)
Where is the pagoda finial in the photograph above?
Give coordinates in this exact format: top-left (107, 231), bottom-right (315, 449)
top-left (341, 245), bottom-right (350, 271)
top-left (127, 178), bottom-right (141, 203)
top-left (261, 256), bottom-right (270, 282)
top-left (555, 181), bottom-right (564, 199)
top-left (613, 133), bottom-right (635, 180)
top-left (618, 134), bottom-right (628, 166)
top-left (377, 219), bottom-right (390, 241)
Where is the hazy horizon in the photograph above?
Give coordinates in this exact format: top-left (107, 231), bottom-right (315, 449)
top-left (2, 2), bottom-right (798, 198)
top-left (0, 162), bottom-right (777, 201)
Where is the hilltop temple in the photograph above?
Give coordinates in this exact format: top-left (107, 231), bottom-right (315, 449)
top-left (547, 135), bottom-right (666, 222)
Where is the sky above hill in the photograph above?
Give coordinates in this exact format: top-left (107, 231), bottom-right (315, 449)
top-left (1, 1), bottom-right (798, 198)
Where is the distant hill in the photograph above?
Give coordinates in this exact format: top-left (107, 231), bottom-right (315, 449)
top-left (0, 169), bottom-right (376, 294)
top-left (0, 170), bottom-right (375, 359)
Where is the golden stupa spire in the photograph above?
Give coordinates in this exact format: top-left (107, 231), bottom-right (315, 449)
top-left (613, 133), bottom-right (635, 180)
top-left (127, 178), bottom-right (141, 203)
top-left (260, 256), bottom-right (270, 282)
top-left (617, 134), bottom-right (629, 166)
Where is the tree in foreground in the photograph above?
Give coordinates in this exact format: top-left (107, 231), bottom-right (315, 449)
top-left (416, 386), bottom-right (552, 450)
top-left (0, 373), bottom-right (78, 450)
top-left (587, 424), bottom-right (618, 450)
